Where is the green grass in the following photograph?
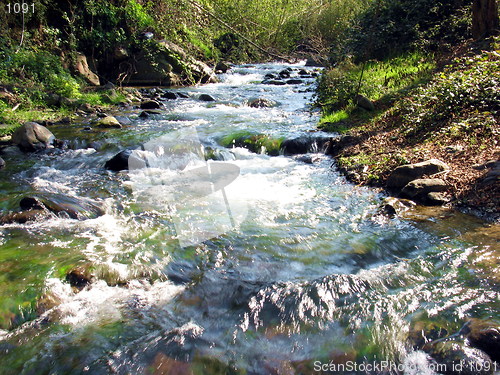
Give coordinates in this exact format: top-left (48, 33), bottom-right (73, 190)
top-left (316, 51), bottom-right (436, 127)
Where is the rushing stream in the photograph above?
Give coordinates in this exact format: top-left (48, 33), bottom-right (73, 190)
top-left (0, 62), bottom-right (498, 374)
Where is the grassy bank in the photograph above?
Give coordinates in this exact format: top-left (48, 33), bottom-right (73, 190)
top-left (317, 39), bottom-right (499, 215)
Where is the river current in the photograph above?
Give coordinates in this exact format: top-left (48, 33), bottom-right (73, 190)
top-left (0, 62), bottom-right (498, 374)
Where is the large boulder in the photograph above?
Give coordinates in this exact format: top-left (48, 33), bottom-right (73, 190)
top-left (12, 122), bottom-right (55, 152)
top-left (105, 150), bottom-right (133, 171)
top-left (401, 178), bottom-right (448, 198)
top-left (125, 40), bottom-right (217, 86)
top-left (387, 159), bottom-right (449, 188)
top-left (74, 53), bottom-right (100, 86)
top-left (464, 319), bottom-right (500, 362)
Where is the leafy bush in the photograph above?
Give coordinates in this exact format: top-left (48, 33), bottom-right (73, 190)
top-left (399, 51), bottom-right (500, 139)
top-left (338, 0), bottom-right (473, 62)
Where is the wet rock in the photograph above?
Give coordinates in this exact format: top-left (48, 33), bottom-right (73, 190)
top-left (66, 266), bottom-right (94, 289)
top-left (264, 73), bottom-right (277, 79)
top-left (423, 339), bottom-right (493, 375)
top-left (380, 197), bottom-right (416, 216)
top-left (139, 110), bottom-right (163, 118)
top-left (294, 155), bottom-right (314, 164)
top-left (105, 149), bottom-right (133, 171)
top-left (0, 210), bottom-right (48, 224)
top-left (114, 116), bottom-right (132, 126)
top-left (324, 135), bottom-right (359, 156)
top-left (79, 102), bottom-right (95, 113)
top-left (281, 136), bottom-right (331, 155)
top-left (36, 291), bottom-right (62, 315)
top-left (140, 100), bottom-right (161, 110)
top-left (298, 69), bottom-right (308, 75)
top-left (19, 194), bottom-right (105, 220)
top-left (387, 159), bottom-right (449, 188)
top-left (161, 91), bottom-right (178, 100)
top-left (198, 94), bottom-right (215, 102)
top-left (0, 157), bottom-right (4, 169)
top-left (247, 98), bottom-right (277, 108)
top-left (356, 94), bottom-right (374, 111)
top-left (305, 57), bottom-right (323, 67)
top-left (215, 61), bottom-right (231, 73)
top-left (11, 122), bottom-right (55, 152)
top-left (401, 178), bottom-right (448, 199)
top-left (177, 92), bottom-right (190, 99)
top-left (464, 319), bottom-right (500, 362)
top-left (96, 116), bottom-right (122, 128)
top-left (278, 69), bottom-right (291, 78)
top-left (262, 79), bottom-right (286, 85)
top-left (286, 79), bottom-right (304, 84)
top-left (481, 163), bottom-right (500, 186)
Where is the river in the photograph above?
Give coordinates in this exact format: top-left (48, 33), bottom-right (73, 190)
top-left (0, 62), bottom-right (498, 374)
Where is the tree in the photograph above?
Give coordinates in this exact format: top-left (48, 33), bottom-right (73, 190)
top-left (472, 0), bottom-right (499, 38)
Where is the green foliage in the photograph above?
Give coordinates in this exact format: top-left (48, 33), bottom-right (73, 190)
top-left (317, 52), bottom-right (435, 114)
top-left (398, 50), bottom-right (500, 141)
top-left (342, 0), bottom-right (473, 62)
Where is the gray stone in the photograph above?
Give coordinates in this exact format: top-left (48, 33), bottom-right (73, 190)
top-left (286, 79), bottom-right (304, 85)
top-left (215, 61), bottom-right (231, 73)
top-left (12, 122), bottom-right (55, 152)
top-left (387, 159), bottom-right (449, 188)
top-left (105, 150), bottom-right (132, 171)
top-left (401, 178), bottom-right (448, 198)
top-left (74, 53), bottom-right (100, 86)
top-left (0, 157), bottom-right (4, 169)
top-left (96, 116), bottom-right (122, 128)
top-left (445, 145), bottom-right (464, 153)
top-left (356, 94), bottom-right (375, 111)
top-left (247, 98), bottom-right (277, 108)
top-left (140, 100), bottom-right (161, 110)
top-left (380, 197), bottom-right (416, 216)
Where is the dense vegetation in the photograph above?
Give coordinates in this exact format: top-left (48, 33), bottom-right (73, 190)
top-left (0, 0), bottom-right (369, 132)
top-left (315, 0), bottom-right (499, 213)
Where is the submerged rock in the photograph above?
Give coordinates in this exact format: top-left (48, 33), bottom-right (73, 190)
top-left (66, 265), bottom-right (94, 289)
top-left (198, 94), bottom-right (215, 102)
top-left (286, 79), bottom-right (304, 85)
top-left (247, 98), bottom-right (277, 108)
top-left (379, 197), bottom-right (416, 216)
top-left (11, 122), bottom-right (55, 152)
top-left (161, 91), bottom-right (178, 100)
top-left (387, 159), bottom-right (449, 188)
top-left (19, 194), bottom-right (105, 220)
top-left (0, 210), bottom-right (48, 224)
top-left (281, 136), bottom-right (332, 155)
top-left (423, 339), bottom-right (493, 375)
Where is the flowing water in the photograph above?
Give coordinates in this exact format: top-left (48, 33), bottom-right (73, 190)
top-left (0, 62), bottom-right (498, 374)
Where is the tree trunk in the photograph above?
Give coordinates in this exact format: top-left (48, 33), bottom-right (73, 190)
top-left (472, 0), bottom-right (499, 38)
